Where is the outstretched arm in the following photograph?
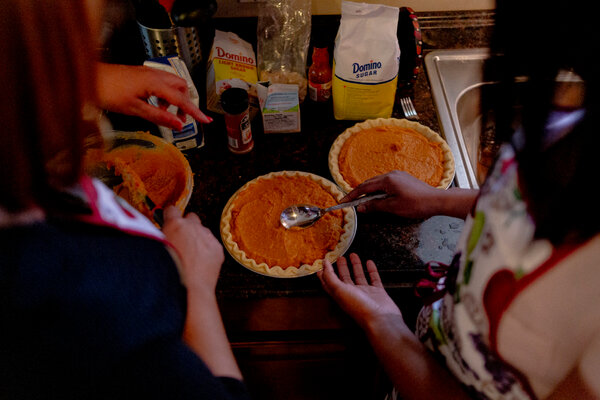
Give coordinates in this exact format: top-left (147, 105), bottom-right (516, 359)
top-left (340, 171), bottom-right (478, 220)
top-left (318, 254), bottom-right (469, 399)
top-left (162, 206), bottom-right (242, 380)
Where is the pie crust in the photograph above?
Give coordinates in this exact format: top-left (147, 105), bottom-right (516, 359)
top-left (328, 118), bottom-right (455, 192)
top-left (220, 171), bottom-right (356, 278)
top-left (84, 131), bottom-right (193, 221)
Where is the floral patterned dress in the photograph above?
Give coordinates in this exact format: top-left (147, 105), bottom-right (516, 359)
top-left (415, 144), bottom-right (600, 399)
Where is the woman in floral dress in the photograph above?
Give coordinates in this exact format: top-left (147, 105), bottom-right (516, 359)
top-left (317, 1), bottom-right (600, 398)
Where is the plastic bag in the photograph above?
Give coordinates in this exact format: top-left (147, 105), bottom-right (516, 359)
top-left (257, 0), bottom-right (311, 102)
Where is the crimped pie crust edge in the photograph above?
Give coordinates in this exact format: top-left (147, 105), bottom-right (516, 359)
top-left (328, 118), bottom-right (455, 193)
top-left (220, 170), bottom-right (356, 278)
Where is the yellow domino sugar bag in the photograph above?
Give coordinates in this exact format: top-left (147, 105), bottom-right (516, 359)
top-left (332, 1), bottom-right (400, 120)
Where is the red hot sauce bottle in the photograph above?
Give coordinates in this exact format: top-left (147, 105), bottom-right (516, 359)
top-left (308, 46), bottom-right (332, 102)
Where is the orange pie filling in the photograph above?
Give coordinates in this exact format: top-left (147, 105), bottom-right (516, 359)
top-left (85, 134), bottom-right (191, 221)
top-left (104, 147), bottom-right (187, 210)
top-left (228, 175), bottom-right (345, 269)
top-left (338, 126), bottom-right (445, 187)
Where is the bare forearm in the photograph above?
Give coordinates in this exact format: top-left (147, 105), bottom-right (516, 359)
top-left (364, 314), bottom-right (470, 400)
top-left (183, 292), bottom-right (243, 380)
top-left (433, 188), bottom-right (478, 219)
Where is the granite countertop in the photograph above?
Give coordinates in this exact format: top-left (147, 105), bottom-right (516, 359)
top-left (106, 10), bottom-right (494, 301)
top-left (184, 100), bottom-right (464, 300)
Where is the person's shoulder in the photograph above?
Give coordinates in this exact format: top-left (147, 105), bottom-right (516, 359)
top-left (579, 327), bottom-right (600, 398)
top-left (560, 234), bottom-right (600, 267)
top-left (1, 219), bottom-right (185, 345)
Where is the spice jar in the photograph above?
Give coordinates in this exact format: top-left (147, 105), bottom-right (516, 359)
top-left (220, 88), bottom-right (254, 154)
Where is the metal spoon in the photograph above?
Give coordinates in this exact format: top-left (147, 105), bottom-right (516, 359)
top-left (280, 193), bottom-right (388, 229)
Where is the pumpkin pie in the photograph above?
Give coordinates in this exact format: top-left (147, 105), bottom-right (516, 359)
top-left (220, 171), bottom-right (356, 277)
top-left (84, 131), bottom-right (193, 222)
top-left (329, 118), bottom-right (455, 192)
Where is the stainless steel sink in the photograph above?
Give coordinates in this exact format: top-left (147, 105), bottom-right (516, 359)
top-left (425, 48), bottom-right (491, 189)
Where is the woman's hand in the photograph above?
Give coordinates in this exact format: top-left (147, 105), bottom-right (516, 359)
top-left (96, 63), bottom-right (212, 130)
top-left (161, 206), bottom-right (242, 379)
top-left (317, 253), bottom-right (402, 329)
top-left (161, 206), bottom-right (224, 293)
top-left (319, 253), bottom-right (471, 399)
top-left (341, 170), bottom-right (478, 220)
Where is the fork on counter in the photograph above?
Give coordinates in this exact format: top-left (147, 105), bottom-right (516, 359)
top-left (400, 96), bottom-right (419, 120)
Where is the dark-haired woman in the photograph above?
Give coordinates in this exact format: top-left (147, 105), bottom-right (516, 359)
top-left (318, 1), bottom-right (600, 398)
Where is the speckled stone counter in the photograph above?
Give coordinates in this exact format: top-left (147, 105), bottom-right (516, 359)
top-left (184, 100), bottom-right (465, 301)
top-left (179, 11), bottom-right (494, 301)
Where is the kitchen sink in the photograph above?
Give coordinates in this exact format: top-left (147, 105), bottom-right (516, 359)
top-left (425, 48), bottom-right (492, 189)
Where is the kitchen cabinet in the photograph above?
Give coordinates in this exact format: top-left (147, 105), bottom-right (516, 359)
top-left (222, 297), bottom-right (388, 399)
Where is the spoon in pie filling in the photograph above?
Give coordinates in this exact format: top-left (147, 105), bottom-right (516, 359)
top-left (280, 193), bottom-right (387, 229)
